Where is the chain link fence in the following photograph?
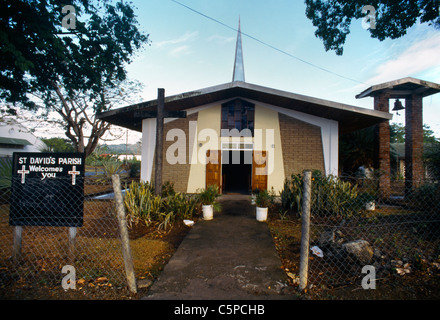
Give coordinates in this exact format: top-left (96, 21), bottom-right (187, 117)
top-left (282, 170), bottom-right (440, 292)
top-left (2, 154), bottom-right (439, 298)
top-left (0, 167), bottom-right (135, 299)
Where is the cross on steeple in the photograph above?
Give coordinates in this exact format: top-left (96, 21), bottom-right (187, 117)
top-left (232, 17), bottom-right (245, 82)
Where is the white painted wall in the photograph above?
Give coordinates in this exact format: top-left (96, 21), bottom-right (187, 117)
top-left (0, 120), bottom-right (46, 158)
top-left (139, 98), bottom-right (339, 191)
top-left (247, 100), bottom-right (339, 176)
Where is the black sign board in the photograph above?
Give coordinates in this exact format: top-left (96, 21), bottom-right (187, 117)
top-left (9, 152), bottom-right (85, 227)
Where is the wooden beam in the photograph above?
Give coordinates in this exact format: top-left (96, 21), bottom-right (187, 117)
top-left (134, 110), bottom-right (187, 119)
top-left (155, 89), bottom-right (165, 195)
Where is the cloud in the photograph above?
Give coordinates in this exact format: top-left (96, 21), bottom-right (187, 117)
top-left (156, 31), bottom-right (198, 48)
top-left (365, 33), bottom-right (440, 85)
top-left (207, 34), bottom-right (235, 44)
top-left (168, 45), bottom-right (191, 57)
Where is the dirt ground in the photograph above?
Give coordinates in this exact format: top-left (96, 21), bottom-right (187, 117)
top-left (1, 190), bottom-right (439, 300)
top-left (0, 220), bottom-right (192, 300)
top-left (267, 215), bottom-right (440, 300)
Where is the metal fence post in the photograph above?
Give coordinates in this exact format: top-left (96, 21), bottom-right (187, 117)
top-left (299, 170), bottom-right (312, 291)
top-left (68, 227), bottom-right (77, 264)
top-left (112, 174), bottom-right (137, 294)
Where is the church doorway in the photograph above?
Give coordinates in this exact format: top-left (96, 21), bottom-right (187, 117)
top-left (221, 150), bottom-right (252, 194)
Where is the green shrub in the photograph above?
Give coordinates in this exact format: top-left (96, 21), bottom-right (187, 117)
top-left (161, 181), bottom-right (176, 197)
top-left (0, 158), bottom-right (12, 190)
top-left (411, 182), bottom-right (440, 212)
top-left (124, 180), bottom-right (200, 232)
top-left (280, 174), bottom-right (303, 213)
top-left (124, 180), bottom-right (161, 227)
top-left (126, 158), bottom-right (141, 178)
top-left (281, 170), bottom-right (360, 218)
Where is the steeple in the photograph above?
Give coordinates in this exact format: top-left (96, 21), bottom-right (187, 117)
top-left (232, 18), bottom-right (245, 82)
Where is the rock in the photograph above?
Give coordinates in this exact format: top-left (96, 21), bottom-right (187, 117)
top-left (373, 248), bottom-right (382, 259)
top-left (319, 230), bottom-right (335, 246)
top-left (395, 263), bottom-right (411, 276)
top-left (342, 240), bottom-right (374, 265)
top-left (137, 279), bottom-right (153, 289)
top-left (391, 260), bottom-right (403, 267)
top-left (319, 229), bottom-right (344, 247)
top-left (286, 272), bottom-right (299, 285)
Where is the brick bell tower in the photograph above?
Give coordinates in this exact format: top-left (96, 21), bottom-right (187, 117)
top-left (356, 77), bottom-right (440, 198)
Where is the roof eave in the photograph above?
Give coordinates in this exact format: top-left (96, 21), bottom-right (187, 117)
top-left (356, 77), bottom-right (440, 99)
top-left (97, 81), bottom-right (392, 133)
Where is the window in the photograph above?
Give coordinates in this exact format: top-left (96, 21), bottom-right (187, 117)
top-left (221, 99), bottom-right (255, 135)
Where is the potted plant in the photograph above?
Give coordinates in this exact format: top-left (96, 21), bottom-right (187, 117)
top-left (254, 189), bottom-right (273, 222)
top-left (197, 185), bottom-right (221, 220)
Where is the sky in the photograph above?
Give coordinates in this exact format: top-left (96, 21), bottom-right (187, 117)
top-left (114, 0), bottom-right (440, 144)
top-left (32, 0), bottom-right (440, 144)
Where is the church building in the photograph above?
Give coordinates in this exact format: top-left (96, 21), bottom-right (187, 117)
top-left (97, 23), bottom-right (392, 194)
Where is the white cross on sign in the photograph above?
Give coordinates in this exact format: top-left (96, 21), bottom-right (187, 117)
top-left (68, 166), bottom-right (80, 185)
top-left (17, 165), bottom-right (30, 184)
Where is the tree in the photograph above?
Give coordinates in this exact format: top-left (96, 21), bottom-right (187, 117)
top-left (305, 0), bottom-right (440, 55)
top-left (41, 137), bottom-right (75, 152)
top-left (0, 0), bottom-right (149, 156)
top-left (423, 124), bottom-right (440, 144)
top-left (390, 122), bottom-right (439, 144)
top-left (424, 141), bottom-right (440, 179)
top-left (390, 123), bottom-right (405, 143)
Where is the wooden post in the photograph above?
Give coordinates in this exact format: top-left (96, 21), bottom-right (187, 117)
top-left (299, 170), bottom-right (312, 291)
top-left (112, 174), bottom-right (137, 294)
top-left (13, 226), bottom-right (23, 263)
top-left (155, 88), bottom-right (165, 195)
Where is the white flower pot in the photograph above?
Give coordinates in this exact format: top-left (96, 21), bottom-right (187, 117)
top-left (365, 201), bottom-right (375, 211)
top-left (256, 207), bottom-right (268, 222)
top-left (202, 204), bottom-right (213, 220)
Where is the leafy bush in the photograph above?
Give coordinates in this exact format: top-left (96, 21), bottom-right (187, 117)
top-left (161, 181), bottom-right (176, 197)
top-left (0, 157), bottom-right (12, 190)
top-left (124, 180), bottom-right (200, 232)
top-left (102, 158), bottom-right (123, 177)
top-left (411, 182), bottom-right (440, 212)
top-left (124, 180), bottom-right (161, 227)
top-left (125, 158), bottom-right (141, 178)
top-left (280, 174), bottom-right (303, 213)
top-left (281, 170), bottom-right (360, 218)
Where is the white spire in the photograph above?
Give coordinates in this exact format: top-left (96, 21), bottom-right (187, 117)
top-left (232, 17), bottom-right (245, 82)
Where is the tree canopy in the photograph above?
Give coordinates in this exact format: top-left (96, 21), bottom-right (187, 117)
top-left (1, 0), bottom-right (148, 109)
top-left (305, 0), bottom-right (440, 55)
top-left (0, 0), bottom-right (149, 156)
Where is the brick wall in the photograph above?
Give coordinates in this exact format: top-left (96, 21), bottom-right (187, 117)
top-left (374, 92), bottom-right (391, 199)
top-left (151, 113), bottom-right (198, 193)
top-left (278, 113), bottom-right (325, 176)
top-left (405, 94), bottom-right (424, 192)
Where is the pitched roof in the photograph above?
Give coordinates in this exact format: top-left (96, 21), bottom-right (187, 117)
top-left (97, 81), bottom-right (392, 133)
top-left (356, 77), bottom-right (440, 99)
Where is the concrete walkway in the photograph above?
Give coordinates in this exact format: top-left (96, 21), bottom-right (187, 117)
top-left (143, 195), bottom-right (295, 300)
